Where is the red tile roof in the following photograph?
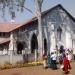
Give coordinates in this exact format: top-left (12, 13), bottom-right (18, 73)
top-left (0, 16), bottom-right (37, 32)
top-left (0, 23), bottom-right (21, 32)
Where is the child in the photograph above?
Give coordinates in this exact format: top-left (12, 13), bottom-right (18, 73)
top-left (43, 54), bottom-right (47, 69)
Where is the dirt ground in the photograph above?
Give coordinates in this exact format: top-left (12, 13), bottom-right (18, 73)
top-left (0, 62), bottom-right (75, 75)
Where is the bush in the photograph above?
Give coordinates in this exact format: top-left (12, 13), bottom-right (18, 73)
top-left (16, 61), bottom-right (24, 64)
top-left (0, 61), bottom-right (43, 70)
top-left (4, 61), bottom-right (11, 65)
top-left (0, 64), bottom-right (13, 70)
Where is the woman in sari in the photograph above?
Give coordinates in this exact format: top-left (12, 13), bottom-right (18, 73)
top-left (63, 54), bottom-right (69, 74)
top-left (47, 53), bottom-right (52, 68)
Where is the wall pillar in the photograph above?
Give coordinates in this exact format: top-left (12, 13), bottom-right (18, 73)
top-left (50, 31), bottom-right (56, 53)
top-left (49, 22), bottom-right (56, 53)
top-left (8, 32), bottom-right (14, 63)
top-left (66, 27), bottom-right (72, 49)
top-left (14, 40), bottom-right (17, 54)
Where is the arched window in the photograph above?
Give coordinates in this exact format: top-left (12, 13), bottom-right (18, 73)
top-left (57, 26), bottom-right (62, 41)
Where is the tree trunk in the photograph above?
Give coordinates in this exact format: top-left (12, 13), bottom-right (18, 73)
top-left (34, 0), bottom-right (43, 60)
top-left (38, 14), bottom-right (43, 59)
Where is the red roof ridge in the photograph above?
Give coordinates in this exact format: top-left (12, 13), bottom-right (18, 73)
top-left (20, 16), bottom-right (37, 26)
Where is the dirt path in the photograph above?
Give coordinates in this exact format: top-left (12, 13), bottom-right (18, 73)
top-left (0, 62), bottom-right (75, 75)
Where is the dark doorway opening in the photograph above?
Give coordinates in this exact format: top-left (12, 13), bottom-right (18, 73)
top-left (17, 42), bottom-right (24, 54)
top-left (31, 34), bottom-right (38, 53)
top-left (44, 39), bottom-right (47, 55)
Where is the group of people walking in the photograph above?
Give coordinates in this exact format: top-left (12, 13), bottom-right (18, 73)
top-left (43, 52), bottom-right (57, 70)
top-left (42, 45), bottom-right (74, 74)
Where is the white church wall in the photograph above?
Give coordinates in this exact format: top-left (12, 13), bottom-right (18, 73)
top-left (1, 5), bottom-right (75, 63)
top-left (65, 26), bottom-right (72, 49)
top-left (42, 6), bottom-right (75, 52)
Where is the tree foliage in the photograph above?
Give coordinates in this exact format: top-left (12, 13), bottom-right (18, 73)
top-left (0, 0), bottom-right (26, 19)
top-left (0, 0), bottom-right (44, 20)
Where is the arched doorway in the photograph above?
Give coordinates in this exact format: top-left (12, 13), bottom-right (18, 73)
top-left (56, 26), bottom-right (63, 48)
top-left (57, 26), bottom-right (62, 41)
top-left (17, 42), bottom-right (24, 54)
top-left (31, 34), bottom-right (38, 53)
top-left (44, 39), bottom-right (47, 55)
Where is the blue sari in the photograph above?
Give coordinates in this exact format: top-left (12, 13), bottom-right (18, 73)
top-left (47, 54), bottom-right (53, 68)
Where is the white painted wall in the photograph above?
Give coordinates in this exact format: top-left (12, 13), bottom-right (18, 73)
top-left (65, 31), bottom-right (72, 49)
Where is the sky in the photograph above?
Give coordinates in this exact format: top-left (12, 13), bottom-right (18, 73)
top-left (0, 0), bottom-right (75, 23)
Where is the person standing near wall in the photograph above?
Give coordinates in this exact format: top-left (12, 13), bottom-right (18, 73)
top-left (73, 49), bottom-right (75, 61)
top-left (66, 49), bottom-right (72, 69)
top-left (51, 51), bottom-right (57, 70)
top-left (47, 53), bottom-right (52, 68)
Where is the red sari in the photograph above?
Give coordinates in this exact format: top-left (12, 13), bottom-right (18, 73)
top-left (63, 56), bottom-right (69, 74)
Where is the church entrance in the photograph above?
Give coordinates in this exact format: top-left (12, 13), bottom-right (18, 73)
top-left (44, 39), bottom-right (47, 55)
top-left (31, 33), bottom-right (38, 61)
top-left (31, 34), bottom-right (38, 53)
top-left (17, 42), bottom-right (24, 54)
top-left (57, 26), bottom-right (63, 48)
top-left (56, 26), bottom-right (65, 54)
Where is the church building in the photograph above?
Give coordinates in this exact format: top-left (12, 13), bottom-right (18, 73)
top-left (0, 4), bottom-right (75, 64)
